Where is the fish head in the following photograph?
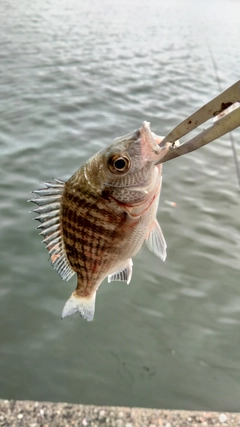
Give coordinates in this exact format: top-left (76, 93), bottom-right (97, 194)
top-left (84, 121), bottom-right (170, 205)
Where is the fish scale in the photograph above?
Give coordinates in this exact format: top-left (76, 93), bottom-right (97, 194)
top-left (30, 122), bottom-right (170, 321)
top-left (61, 184), bottom-right (128, 296)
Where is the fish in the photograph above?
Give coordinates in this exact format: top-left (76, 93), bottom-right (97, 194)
top-left (30, 121), bottom-right (170, 321)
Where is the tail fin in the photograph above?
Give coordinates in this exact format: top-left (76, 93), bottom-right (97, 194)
top-left (61, 292), bottom-right (96, 321)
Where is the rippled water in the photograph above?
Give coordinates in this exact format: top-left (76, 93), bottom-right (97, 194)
top-left (0, 0), bottom-right (240, 412)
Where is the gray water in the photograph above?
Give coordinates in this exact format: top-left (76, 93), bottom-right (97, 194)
top-left (0, 0), bottom-right (240, 412)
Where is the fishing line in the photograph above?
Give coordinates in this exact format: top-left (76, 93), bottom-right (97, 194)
top-left (207, 44), bottom-right (240, 189)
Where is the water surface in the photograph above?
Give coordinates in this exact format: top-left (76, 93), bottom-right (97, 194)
top-left (0, 0), bottom-right (240, 411)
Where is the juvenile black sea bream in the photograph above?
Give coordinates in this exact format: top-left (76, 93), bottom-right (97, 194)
top-left (31, 122), bottom-right (170, 321)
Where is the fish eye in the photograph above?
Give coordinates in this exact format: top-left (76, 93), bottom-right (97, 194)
top-left (108, 154), bottom-right (131, 174)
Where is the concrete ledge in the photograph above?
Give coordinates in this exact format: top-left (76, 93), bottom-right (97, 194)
top-left (0, 399), bottom-right (239, 427)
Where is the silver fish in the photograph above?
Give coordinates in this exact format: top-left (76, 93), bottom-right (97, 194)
top-left (30, 121), bottom-right (170, 321)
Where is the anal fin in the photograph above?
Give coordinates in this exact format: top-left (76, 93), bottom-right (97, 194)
top-left (145, 220), bottom-right (167, 261)
top-left (108, 258), bottom-right (133, 285)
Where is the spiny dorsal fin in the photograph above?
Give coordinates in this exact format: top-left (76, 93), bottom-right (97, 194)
top-left (29, 179), bottom-right (75, 281)
top-left (108, 258), bottom-right (133, 285)
top-left (145, 220), bottom-right (167, 261)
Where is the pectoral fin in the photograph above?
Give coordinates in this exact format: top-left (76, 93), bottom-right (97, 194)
top-left (108, 258), bottom-right (133, 285)
top-left (145, 220), bottom-right (167, 261)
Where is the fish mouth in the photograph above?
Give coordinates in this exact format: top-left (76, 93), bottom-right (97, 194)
top-left (141, 121), bottom-right (161, 154)
top-left (140, 121), bottom-right (170, 164)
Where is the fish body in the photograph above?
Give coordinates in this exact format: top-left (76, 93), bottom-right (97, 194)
top-left (31, 122), bottom-right (170, 321)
